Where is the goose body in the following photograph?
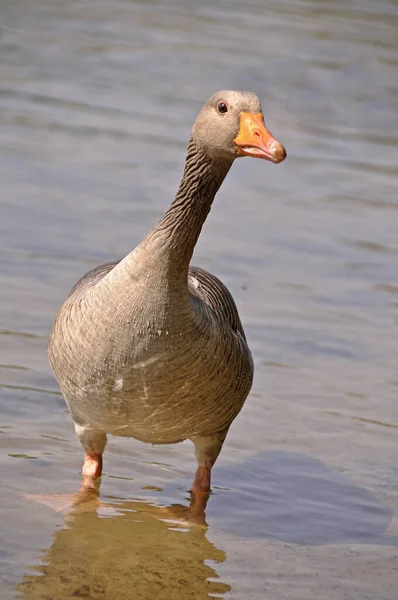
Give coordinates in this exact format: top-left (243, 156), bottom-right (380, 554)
top-left (49, 90), bottom-right (286, 502)
top-left (51, 261), bottom-right (252, 445)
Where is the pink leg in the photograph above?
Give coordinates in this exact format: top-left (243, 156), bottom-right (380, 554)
top-left (192, 465), bottom-right (211, 493)
top-left (190, 431), bottom-right (228, 513)
top-left (74, 422), bottom-right (107, 490)
top-left (82, 453), bottom-right (103, 490)
top-left (82, 453), bottom-right (103, 478)
top-left (190, 465), bottom-right (212, 514)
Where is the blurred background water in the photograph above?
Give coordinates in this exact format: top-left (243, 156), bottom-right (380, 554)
top-left (1, 0), bottom-right (398, 598)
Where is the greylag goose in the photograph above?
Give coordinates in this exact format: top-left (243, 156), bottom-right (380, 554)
top-left (49, 90), bottom-right (286, 507)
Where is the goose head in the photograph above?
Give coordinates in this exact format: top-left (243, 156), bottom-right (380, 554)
top-left (192, 90), bottom-right (286, 164)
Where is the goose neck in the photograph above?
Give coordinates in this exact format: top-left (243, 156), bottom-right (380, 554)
top-left (148, 137), bottom-right (233, 272)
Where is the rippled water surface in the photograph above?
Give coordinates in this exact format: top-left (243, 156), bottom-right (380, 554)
top-left (1, 0), bottom-right (398, 598)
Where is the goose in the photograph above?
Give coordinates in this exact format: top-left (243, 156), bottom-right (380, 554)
top-left (48, 90), bottom-right (286, 508)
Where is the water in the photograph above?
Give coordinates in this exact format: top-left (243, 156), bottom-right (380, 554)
top-left (1, 0), bottom-right (398, 598)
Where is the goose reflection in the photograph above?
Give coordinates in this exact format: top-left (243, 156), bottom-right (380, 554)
top-left (17, 489), bottom-right (230, 600)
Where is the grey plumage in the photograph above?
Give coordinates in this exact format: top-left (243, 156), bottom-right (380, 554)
top-left (48, 90), bottom-right (286, 499)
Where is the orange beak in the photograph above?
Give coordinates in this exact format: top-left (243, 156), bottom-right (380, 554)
top-left (233, 112), bottom-right (286, 164)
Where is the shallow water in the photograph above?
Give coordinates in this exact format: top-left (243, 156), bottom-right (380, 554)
top-left (1, 0), bottom-right (398, 598)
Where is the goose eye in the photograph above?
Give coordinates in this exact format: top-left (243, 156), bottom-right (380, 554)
top-left (217, 101), bottom-right (228, 114)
